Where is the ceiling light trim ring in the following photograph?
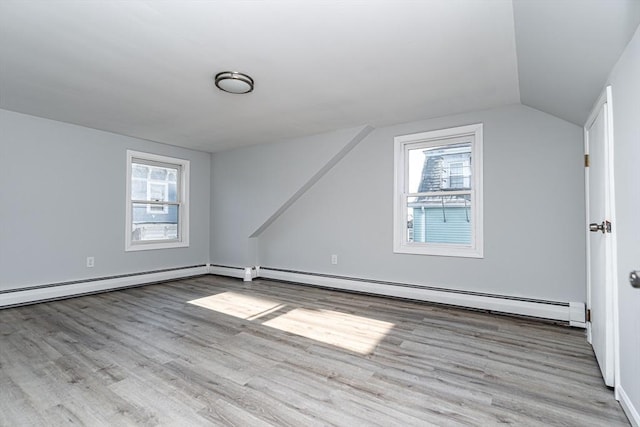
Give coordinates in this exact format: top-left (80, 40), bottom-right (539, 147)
top-left (214, 71), bottom-right (254, 94)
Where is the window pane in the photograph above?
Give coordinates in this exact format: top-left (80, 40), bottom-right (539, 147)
top-left (407, 195), bottom-right (471, 244)
top-left (149, 167), bottom-right (168, 180)
top-left (131, 178), bottom-right (147, 200)
top-left (132, 203), bottom-right (178, 242)
top-left (167, 182), bottom-right (177, 202)
top-left (408, 142), bottom-right (471, 193)
top-left (449, 162), bottom-right (467, 188)
top-left (131, 164), bottom-right (178, 202)
top-left (132, 164), bottom-right (148, 178)
top-left (148, 183), bottom-right (167, 201)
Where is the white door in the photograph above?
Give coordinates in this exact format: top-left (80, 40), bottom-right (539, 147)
top-left (585, 86), bottom-right (616, 387)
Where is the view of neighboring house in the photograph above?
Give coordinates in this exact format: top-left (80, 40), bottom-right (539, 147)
top-left (131, 161), bottom-right (179, 241)
top-left (408, 143), bottom-right (472, 244)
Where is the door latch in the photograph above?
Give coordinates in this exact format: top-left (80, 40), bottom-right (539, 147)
top-left (589, 220), bottom-right (612, 233)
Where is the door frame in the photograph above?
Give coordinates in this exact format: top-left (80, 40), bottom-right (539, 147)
top-left (584, 85), bottom-right (619, 393)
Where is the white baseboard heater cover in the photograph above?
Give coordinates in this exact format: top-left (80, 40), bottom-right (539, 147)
top-left (2, 264), bottom-right (587, 329)
top-left (0, 265), bottom-right (209, 308)
top-left (253, 267), bottom-right (586, 326)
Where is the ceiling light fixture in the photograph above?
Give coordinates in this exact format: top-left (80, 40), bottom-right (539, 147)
top-left (214, 71), bottom-right (254, 94)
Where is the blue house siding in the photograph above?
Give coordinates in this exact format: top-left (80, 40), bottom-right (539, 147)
top-left (132, 204), bottom-right (178, 224)
top-left (132, 183), bottom-right (178, 224)
top-left (412, 207), bottom-right (471, 244)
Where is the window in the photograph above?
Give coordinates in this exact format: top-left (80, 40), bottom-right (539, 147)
top-left (126, 150), bottom-right (190, 251)
top-left (393, 123), bottom-right (483, 258)
top-left (447, 161), bottom-right (469, 189)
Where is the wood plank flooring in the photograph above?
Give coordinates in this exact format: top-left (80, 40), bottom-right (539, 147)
top-left (0, 275), bottom-right (629, 426)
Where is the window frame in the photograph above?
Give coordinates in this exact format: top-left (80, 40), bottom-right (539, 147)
top-left (125, 150), bottom-right (190, 251)
top-left (393, 123), bottom-right (483, 258)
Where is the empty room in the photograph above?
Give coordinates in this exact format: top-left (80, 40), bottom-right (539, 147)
top-left (1, 0), bottom-right (639, 425)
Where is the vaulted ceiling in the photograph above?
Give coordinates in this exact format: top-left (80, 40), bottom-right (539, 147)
top-left (1, 1), bottom-right (639, 152)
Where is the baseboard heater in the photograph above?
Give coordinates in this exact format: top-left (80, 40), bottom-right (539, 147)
top-left (209, 264), bottom-right (255, 279)
top-left (1, 264), bottom-right (587, 328)
top-left (252, 267), bottom-right (586, 327)
top-left (0, 265), bottom-right (209, 308)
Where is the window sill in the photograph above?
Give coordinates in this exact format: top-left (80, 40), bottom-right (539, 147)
top-left (125, 241), bottom-right (189, 252)
top-left (393, 244), bottom-right (483, 258)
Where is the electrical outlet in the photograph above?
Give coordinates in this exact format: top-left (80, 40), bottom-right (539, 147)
top-left (331, 254), bottom-right (338, 265)
top-left (86, 256), bottom-right (95, 268)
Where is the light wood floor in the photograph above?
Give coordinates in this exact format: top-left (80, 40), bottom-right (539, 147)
top-left (0, 275), bottom-right (629, 426)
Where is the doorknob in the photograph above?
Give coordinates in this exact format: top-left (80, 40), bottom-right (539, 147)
top-left (589, 220), bottom-right (612, 233)
top-left (589, 222), bottom-right (604, 232)
top-left (630, 271), bottom-right (640, 288)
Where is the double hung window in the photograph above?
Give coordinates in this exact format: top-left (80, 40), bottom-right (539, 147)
top-left (393, 124), bottom-right (483, 258)
top-left (125, 150), bottom-right (189, 251)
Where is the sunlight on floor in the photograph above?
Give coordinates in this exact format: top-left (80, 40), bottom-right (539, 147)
top-left (188, 291), bottom-right (286, 321)
top-left (188, 291), bottom-right (395, 354)
top-left (263, 308), bottom-right (395, 354)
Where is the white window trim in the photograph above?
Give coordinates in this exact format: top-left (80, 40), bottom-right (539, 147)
top-left (125, 150), bottom-right (190, 251)
top-left (393, 123), bottom-right (483, 258)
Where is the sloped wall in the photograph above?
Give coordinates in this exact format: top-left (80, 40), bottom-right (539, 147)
top-left (210, 126), bottom-right (369, 267)
top-left (258, 104), bottom-right (585, 302)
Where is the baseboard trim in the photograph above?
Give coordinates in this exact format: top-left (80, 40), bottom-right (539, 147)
top-left (0, 265), bottom-right (209, 308)
top-left (7, 262), bottom-right (585, 325)
top-left (569, 301), bottom-right (587, 328)
top-left (209, 264), bottom-right (247, 279)
top-left (257, 268), bottom-right (584, 324)
top-left (619, 386), bottom-right (640, 427)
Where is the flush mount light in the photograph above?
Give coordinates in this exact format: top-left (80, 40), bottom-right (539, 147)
top-left (214, 71), bottom-right (254, 94)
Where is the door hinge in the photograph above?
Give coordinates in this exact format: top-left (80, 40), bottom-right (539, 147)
top-left (584, 154), bottom-right (590, 167)
top-left (586, 308), bottom-right (591, 322)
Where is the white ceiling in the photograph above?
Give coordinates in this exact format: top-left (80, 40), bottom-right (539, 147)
top-left (0, 0), bottom-right (638, 153)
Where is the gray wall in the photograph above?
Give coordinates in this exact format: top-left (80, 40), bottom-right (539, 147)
top-left (608, 25), bottom-right (640, 417)
top-left (210, 126), bottom-right (367, 267)
top-left (254, 104), bottom-right (585, 302)
top-left (0, 109), bottom-right (211, 290)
